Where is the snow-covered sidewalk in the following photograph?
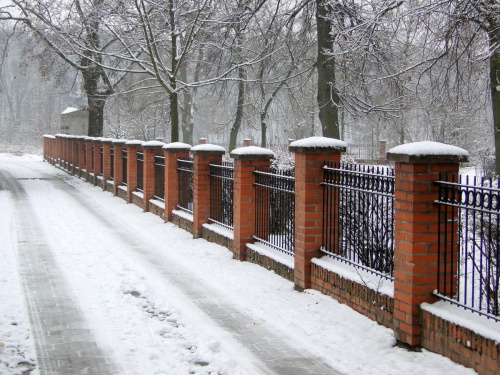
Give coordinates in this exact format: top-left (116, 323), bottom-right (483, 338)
top-left (0, 154), bottom-right (476, 375)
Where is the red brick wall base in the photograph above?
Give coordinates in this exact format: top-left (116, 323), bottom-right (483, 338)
top-left (421, 309), bottom-right (500, 375)
top-left (245, 246), bottom-right (294, 282)
top-left (311, 262), bottom-right (394, 329)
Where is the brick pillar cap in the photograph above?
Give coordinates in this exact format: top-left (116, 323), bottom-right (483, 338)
top-left (76, 135), bottom-right (87, 140)
top-left (143, 140), bottom-right (165, 149)
top-left (43, 134), bottom-right (56, 139)
top-left (190, 144), bottom-right (225, 156)
top-left (230, 146), bottom-right (275, 160)
top-left (55, 133), bottom-right (65, 137)
top-left (125, 140), bottom-right (144, 146)
top-left (101, 138), bottom-right (115, 144)
top-left (163, 142), bottom-right (192, 151)
top-left (289, 136), bottom-right (347, 154)
top-left (387, 141), bottom-right (469, 164)
top-left (84, 137), bottom-right (96, 141)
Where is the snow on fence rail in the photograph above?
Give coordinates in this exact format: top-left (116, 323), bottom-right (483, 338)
top-left (436, 174), bottom-right (500, 322)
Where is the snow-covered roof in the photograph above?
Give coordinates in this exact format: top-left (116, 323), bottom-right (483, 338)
top-left (230, 146), bottom-right (275, 157)
top-left (190, 144), bottom-right (225, 152)
top-left (143, 140), bottom-right (165, 147)
top-left (388, 141), bottom-right (469, 156)
top-left (163, 142), bottom-right (192, 150)
top-left (61, 107), bottom-right (79, 115)
top-left (290, 137), bottom-right (347, 149)
top-left (125, 140), bottom-right (144, 146)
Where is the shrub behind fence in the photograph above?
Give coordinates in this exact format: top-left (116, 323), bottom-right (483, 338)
top-left (322, 162), bottom-right (395, 279)
top-left (254, 167), bottom-right (295, 255)
top-left (436, 173), bottom-right (500, 321)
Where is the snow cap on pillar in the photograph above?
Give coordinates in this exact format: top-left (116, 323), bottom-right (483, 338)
top-left (190, 144), bottom-right (225, 156)
top-left (230, 146), bottom-right (275, 160)
top-left (289, 136), bottom-right (347, 153)
top-left (388, 141), bottom-right (469, 163)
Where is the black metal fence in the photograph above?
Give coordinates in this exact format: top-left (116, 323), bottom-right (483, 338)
top-left (177, 159), bottom-right (194, 213)
top-left (436, 174), bottom-right (500, 321)
top-left (321, 162), bottom-right (395, 279)
top-left (136, 152), bottom-right (144, 191)
top-left (110, 147), bottom-right (114, 180)
top-left (83, 143), bottom-right (86, 168)
top-left (254, 167), bottom-right (295, 255)
top-left (209, 161), bottom-right (234, 230)
top-left (121, 149), bottom-right (127, 186)
top-left (154, 155), bottom-right (165, 200)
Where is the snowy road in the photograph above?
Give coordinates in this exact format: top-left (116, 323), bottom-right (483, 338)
top-left (0, 154), bottom-right (477, 375)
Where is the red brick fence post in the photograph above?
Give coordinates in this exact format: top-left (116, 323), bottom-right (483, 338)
top-left (191, 144), bottom-right (226, 239)
top-left (163, 143), bottom-right (192, 222)
top-left (387, 142), bottom-right (468, 347)
top-left (230, 146), bottom-right (274, 261)
top-left (289, 137), bottom-right (346, 291)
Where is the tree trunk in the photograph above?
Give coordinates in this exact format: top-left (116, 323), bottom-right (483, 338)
top-left (87, 95), bottom-right (105, 137)
top-left (229, 65), bottom-right (246, 152)
top-left (490, 27), bottom-right (500, 176)
top-left (316, 0), bottom-right (340, 139)
top-left (170, 83), bottom-right (180, 143)
top-left (180, 63), bottom-right (194, 145)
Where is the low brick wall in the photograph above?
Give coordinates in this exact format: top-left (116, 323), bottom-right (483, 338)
top-left (311, 262), bottom-right (394, 329)
top-left (172, 211), bottom-right (193, 234)
top-left (149, 200), bottom-right (165, 220)
top-left (105, 181), bottom-right (114, 194)
top-left (245, 246), bottom-right (294, 282)
top-left (117, 186), bottom-right (128, 201)
top-left (132, 192), bottom-right (145, 210)
top-left (201, 226), bottom-right (234, 250)
top-left (421, 309), bottom-right (500, 375)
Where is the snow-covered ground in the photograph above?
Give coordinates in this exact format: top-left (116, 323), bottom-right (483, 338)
top-left (0, 153), bottom-right (477, 375)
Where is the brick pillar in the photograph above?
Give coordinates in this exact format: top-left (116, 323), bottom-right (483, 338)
top-left (379, 140), bottom-right (387, 165)
top-left (101, 138), bottom-right (113, 189)
top-left (55, 134), bottom-right (63, 166)
top-left (191, 144), bottom-right (225, 238)
top-left (43, 135), bottom-right (51, 162)
top-left (126, 140), bottom-right (144, 203)
top-left (85, 137), bottom-right (94, 181)
top-left (290, 137), bottom-right (346, 291)
top-left (69, 136), bottom-right (76, 174)
top-left (93, 138), bottom-right (103, 185)
top-left (230, 146), bottom-right (274, 260)
top-left (112, 139), bottom-right (128, 195)
top-left (77, 136), bottom-right (86, 177)
top-left (164, 143), bottom-right (192, 222)
top-left (64, 135), bottom-right (70, 170)
top-left (387, 141), bottom-right (468, 347)
top-left (142, 141), bottom-right (165, 211)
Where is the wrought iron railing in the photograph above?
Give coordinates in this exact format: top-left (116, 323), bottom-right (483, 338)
top-left (75, 142), bottom-right (79, 169)
top-left (121, 149), bottom-right (127, 186)
top-left (177, 159), bottom-right (194, 213)
top-left (154, 155), bottom-right (165, 200)
top-left (110, 147), bottom-right (114, 180)
top-left (254, 167), bottom-right (295, 255)
top-left (209, 161), bottom-right (234, 230)
top-left (436, 174), bottom-right (500, 322)
top-left (321, 162), bottom-right (395, 279)
top-left (136, 151), bottom-right (144, 192)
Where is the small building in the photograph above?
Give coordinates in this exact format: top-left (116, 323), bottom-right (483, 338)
top-left (60, 107), bottom-right (89, 135)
